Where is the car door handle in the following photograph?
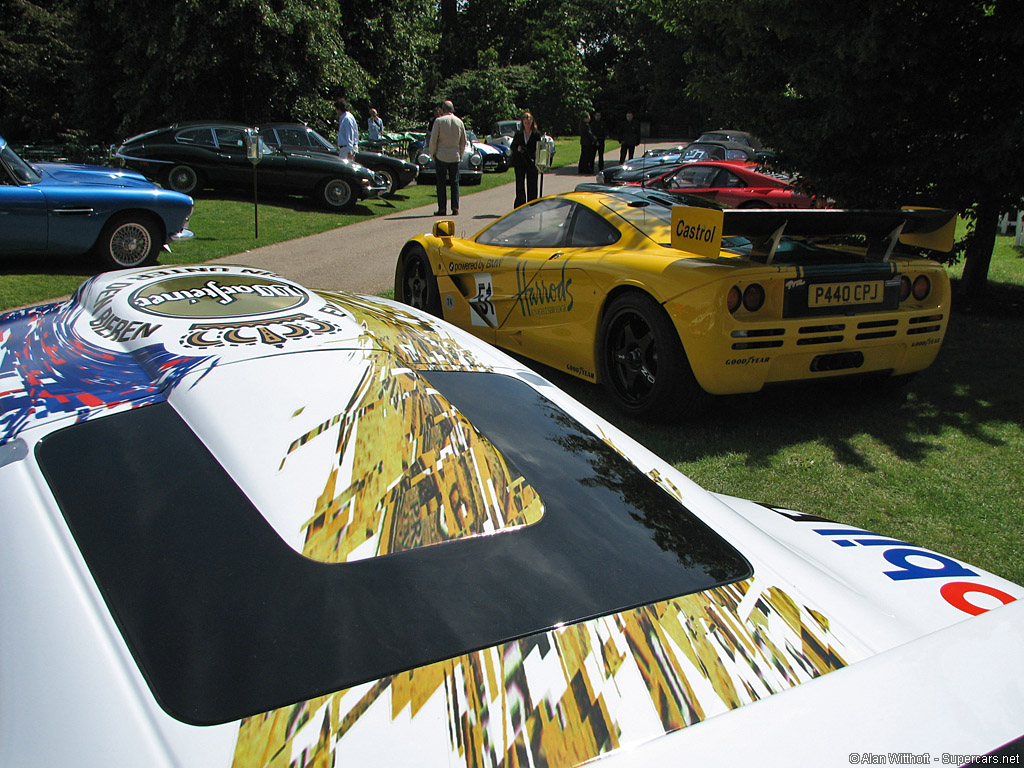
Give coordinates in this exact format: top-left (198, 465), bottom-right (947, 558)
top-left (54, 207), bottom-right (95, 215)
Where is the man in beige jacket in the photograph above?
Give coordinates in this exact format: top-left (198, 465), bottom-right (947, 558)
top-left (428, 100), bottom-right (467, 216)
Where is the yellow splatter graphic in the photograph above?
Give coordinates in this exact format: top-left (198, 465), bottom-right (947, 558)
top-left (281, 294), bottom-right (545, 563)
top-left (232, 581), bottom-right (852, 768)
top-left (233, 294), bottom-right (853, 767)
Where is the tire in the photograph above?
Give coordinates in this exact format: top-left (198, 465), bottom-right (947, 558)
top-left (376, 169), bottom-right (396, 196)
top-left (317, 177), bottom-right (356, 210)
top-left (165, 165), bottom-right (202, 195)
top-left (398, 245), bottom-right (442, 317)
top-left (94, 213), bottom-right (161, 270)
top-left (598, 292), bottom-right (709, 419)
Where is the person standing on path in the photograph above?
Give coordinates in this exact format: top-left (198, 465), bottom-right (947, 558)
top-left (578, 112), bottom-right (596, 174)
top-left (592, 111), bottom-right (608, 171)
top-left (428, 100), bottom-right (467, 216)
top-left (336, 100), bottom-right (359, 160)
top-left (510, 111), bottom-right (541, 208)
top-left (618, 111), bottom-right (640, 163)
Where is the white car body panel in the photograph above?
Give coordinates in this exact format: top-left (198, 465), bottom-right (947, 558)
top-left (2, 265), bottom-right (1021, 767)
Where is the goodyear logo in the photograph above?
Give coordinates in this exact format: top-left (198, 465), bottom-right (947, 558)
top-left (671, 206), bottom-right (725, 258)
top-left (129, 275), bottom-right (309, 319)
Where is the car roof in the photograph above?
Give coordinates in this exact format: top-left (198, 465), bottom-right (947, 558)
top-left (168, 120), bottom-right (252, 130)
top-left (698, 129), bottom-right (763, 147)
top-left (574, 183), bottom-right (723, 210)
top-left (662, 160), bottom-right (779, 181)
top-left (687, 139), bottom-right (754, 152)
top-left (258, 121), bottom-right (314, 130)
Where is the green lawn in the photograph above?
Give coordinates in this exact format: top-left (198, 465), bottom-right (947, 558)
top-left (3, 147), bottom-right (1022, 585)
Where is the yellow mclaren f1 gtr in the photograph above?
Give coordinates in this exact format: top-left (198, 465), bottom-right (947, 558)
top-left (394, 186), bottom-right (954, 418)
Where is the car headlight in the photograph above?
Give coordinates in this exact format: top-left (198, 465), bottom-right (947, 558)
top-left (596, 171), bottom-right (605, 182)
top-left (469, 152), bottom-right (483, 167)
top-left (417, 152), bottom-right (431, 165)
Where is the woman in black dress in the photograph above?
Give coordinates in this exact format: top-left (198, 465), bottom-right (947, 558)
top-left (510, 111), bottom-right (541, 208)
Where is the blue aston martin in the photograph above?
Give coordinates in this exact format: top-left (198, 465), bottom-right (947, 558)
top-left (0, 136), bottom-right (193, 269)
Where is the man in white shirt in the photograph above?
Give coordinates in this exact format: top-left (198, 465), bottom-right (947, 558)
top-left (427, 100), bottom-right (467, 216)
top-left (335, 100), bottom-right (359, 160)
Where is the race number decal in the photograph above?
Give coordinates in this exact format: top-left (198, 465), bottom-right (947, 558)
top-left (470, 273), bottom-right (496, 327)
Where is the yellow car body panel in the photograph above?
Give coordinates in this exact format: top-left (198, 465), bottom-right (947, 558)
top-left (399, 190), bottom-right (953, 402)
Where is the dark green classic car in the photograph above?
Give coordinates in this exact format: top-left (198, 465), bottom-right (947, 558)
top-left (113, 121), bottom-right (388, 211)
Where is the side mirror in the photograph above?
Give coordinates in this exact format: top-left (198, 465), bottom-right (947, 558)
top-left (433, 220), bottom-right (455, 237)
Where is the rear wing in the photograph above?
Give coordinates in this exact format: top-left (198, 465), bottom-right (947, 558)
top-left (576, 185), bottom-right (956, 262)
top-left (719, 207), bottom-right (957, 263)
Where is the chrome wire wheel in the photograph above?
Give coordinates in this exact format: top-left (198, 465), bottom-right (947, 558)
top-left (97, 216), bottom-right (159, 269)
top-left (377, 169), bottom-right (396, 196)
top-left (166, 165), bottom-right (199, 195)
top-left (320, 178), bottom-right (354, 210)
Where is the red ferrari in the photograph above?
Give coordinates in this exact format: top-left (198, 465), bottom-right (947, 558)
top-left (636, 160), bottom-right (819, 209)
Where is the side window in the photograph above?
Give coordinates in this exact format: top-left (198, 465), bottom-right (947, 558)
top-left (176, 128), bottom-right (216, 147)
top-left (671, 166), bottom-right (716, 188)
top-left (568, 205), bottom-right (621, 247)
top-left (692, 167), bottom-right (719, 187)
top-left (719, 170), bottom-right (745, 188)
top-left (277, 129), bottom-right (311, 148)
top-left (476, 199), bottom-right (574, 248)
top-left (215, 128), bottom-right (246, 151)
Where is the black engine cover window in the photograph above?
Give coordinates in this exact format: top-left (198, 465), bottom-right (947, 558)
top-left (37, 371), bottom-right (750, 725)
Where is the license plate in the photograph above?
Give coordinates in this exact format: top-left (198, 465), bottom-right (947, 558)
top-left (808, 281), bottom-right (883, 308)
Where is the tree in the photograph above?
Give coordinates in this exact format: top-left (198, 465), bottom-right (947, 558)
top-left (441, 50), bottom-right (525, 134)
top-left (0, 0), bottom-right (77, 141)
top-left (335, 0), bottom-right (437, 127)
top-left (71, 0), bottom-right (366, 140)
top-left (649, 0), bottom-right (1024, 303)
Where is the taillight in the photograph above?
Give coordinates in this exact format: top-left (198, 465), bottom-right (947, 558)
top-left (899, 275), bottom-right (912, 301)
top-left (727, 285), bottom-right (742, 313)
top-left (912, 275), bottom-right (931, 301)
top-left (743, 283), bottom-right (765, 312)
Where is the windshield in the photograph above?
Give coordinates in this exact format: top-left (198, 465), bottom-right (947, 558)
top-left (307, 129), bottom-right (336, 151)
top-left (492, 121), bottom-right (519, 136)
top-left (0, 143), bottom-right (42, 184)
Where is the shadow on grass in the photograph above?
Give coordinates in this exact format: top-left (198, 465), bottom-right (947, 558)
top-left (0, 251), bottom-right (97, 278)
top-left (196, 188), bottom-right (388, 217)
top-left (536, 283), bottom-right (1024, 473)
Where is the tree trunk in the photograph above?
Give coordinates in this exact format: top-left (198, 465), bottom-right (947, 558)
top-left (959, 198), bottom-right (999, 309)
